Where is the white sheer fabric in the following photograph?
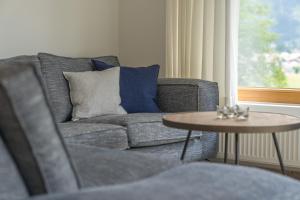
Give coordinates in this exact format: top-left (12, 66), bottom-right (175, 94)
top-left (226, 0), bottom-right (240, 106)
top-left (166, 0), bottom-right (239, 106)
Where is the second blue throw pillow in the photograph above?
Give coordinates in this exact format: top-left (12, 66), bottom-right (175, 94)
top-left (92, 60), bottom-right (161, 113)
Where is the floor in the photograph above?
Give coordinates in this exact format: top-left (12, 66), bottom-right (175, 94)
top-left (211, 158), bottom-right (300, 181)
top-left (264, 168), bottom-right (300, 180)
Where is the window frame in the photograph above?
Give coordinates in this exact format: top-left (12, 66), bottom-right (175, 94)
top-left (237, 0), bottom-right (300, 104)
top-left (238, 87), bottom-right (300, 104)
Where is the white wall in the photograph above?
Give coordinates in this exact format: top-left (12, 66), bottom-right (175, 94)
top-left (0, 0), bottom-right (119, 58)
top-left (0, 0), bottom-right (166, 75)
top-left (119, 0), bottom-right (166, 76)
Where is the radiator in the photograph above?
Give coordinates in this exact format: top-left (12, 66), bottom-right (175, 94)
top-left (217, 131), bottom-right (300, 168)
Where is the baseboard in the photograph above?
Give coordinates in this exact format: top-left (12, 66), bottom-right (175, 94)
top-left (215, 153), bottom-right (300, 172)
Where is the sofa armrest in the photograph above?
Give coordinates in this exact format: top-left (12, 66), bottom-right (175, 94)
top-left (157, 78), bottom-right (219, 112)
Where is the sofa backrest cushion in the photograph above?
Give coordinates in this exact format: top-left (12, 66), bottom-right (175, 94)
top-left (0, 62), bottom-right (80, 195)
top-left (38, 53), bottom-right (120, 122)
top-left (0, 136), bottom-right (29, 200)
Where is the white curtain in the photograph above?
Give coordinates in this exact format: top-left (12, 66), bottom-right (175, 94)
top-left (166, 0), bottom-right (240, 106)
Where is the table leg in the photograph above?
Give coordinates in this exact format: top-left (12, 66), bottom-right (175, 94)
top-left (224, 133), bottom-right (229, 163)
top-left (180, 130), bottom-right (192, 161)
top-left (272, 133), bottom-right (286, 175)
top-left (235, 133), bottom-right (240, 165)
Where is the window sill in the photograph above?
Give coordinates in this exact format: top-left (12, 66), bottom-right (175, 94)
top-left (239, 101), bottom-right (300, 118)
top-left (238, 87), bottom-right (300, 104)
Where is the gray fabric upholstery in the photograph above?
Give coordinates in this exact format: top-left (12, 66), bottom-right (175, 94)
top-left (154, 78), bottom-right (219, 160)
top-left (157, 78), bottom-right (219, 112)
top-left (0, 63), bottom-right (79, 195)
top-left (77, 113), bottom-right (164, 126)
top-left (3, 55), bottom-right (300, 200)
top-left (0, 55), bottom-right (41, 74)
top-left (58, 123), bottom-right (129, 150)
top-left (25, 163), bottom-right (300, 200)
top-left (78, 113), bottom-right (203, 148)
top-left (70, 113), bottom-right (218, 160)
top-left (127, 122), bottom-right (200, 147)
top-left (131, 132), bottom-right (218, 161)
top-left (67, 144), bottom-right (179, 187)
top-left (2, 55), bottom-right (219, 160)
top-left (38, 53), bottom-right (120, 123)
top-left (0, 56), bottom-right (47, 93)
top-left (0, 136), bottom-right (29, 200)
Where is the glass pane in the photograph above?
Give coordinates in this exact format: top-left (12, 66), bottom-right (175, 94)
top-left (239, 0), bottom-right (300, 89)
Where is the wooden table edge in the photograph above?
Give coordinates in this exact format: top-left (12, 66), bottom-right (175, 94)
top-left (162, 112), bottom-right (300, 133)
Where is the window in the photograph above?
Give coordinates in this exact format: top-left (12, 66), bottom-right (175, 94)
top-left (238, 0), bottom-right (300, 104)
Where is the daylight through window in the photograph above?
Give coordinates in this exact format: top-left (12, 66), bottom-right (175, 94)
top-left (239, 0), bottom-right (300, 89)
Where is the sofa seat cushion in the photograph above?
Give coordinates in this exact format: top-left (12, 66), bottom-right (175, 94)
top-left (67, 144), bottom-right (180, 187)
top-left (58, 123), bottom-right (129, 150)
top-left (78, 113), bottom-right (163, 125)
top-left (130, 133), bottom-right (218, 161)
top-left (78, 113), bottom-right (203, 147)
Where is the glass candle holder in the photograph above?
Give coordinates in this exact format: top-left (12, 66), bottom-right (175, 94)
top-left (236, 107), bottom-right (250, 120)
top-left (217, 106), bottom-right (229, 119)
top-left (216, 105), bottom-right (250, 120)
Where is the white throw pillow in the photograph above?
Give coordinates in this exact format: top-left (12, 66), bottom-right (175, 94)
top-left (63, 67), bottom-right (126, 121)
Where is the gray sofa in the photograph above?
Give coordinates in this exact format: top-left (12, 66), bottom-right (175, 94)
top-left (0, 53), bottom-right (219, 161)
top-left (1, 62), bottom-right (300, 200)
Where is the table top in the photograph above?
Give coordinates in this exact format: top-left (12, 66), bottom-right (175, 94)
top-left (162, 112), bottom-right (300, 133)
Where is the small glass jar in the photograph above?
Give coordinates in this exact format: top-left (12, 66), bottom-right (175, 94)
top-left (217, 105), bottom-right (250, 120)
top-left (236, 107), bottom-right (250, 120)
top-left (217, 106), bottom-right (229, 119)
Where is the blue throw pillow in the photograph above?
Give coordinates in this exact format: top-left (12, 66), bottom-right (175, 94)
top-left (92, 59), bottom-right (161, 113)
top-left (92, 60), bottom-right (115, 70)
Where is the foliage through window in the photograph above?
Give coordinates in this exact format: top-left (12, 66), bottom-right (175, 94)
top-left (239, 0), bottom-right (300, 89)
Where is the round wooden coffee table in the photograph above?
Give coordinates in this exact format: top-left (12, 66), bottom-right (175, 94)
top-left (163, 111), bottom-right (300, 175)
